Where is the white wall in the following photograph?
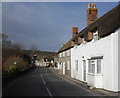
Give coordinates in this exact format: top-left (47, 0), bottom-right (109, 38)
top-left (71, 29), bottom-right (119, 91)
top-left (111, 29), bottom-right (119, 91)
top-left (118, 28), bottom-right (120, 91)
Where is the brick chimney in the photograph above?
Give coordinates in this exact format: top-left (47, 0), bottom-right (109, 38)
top-left (72, 27), bottom-right (78, 37)
top-left (87, 4), bottom-right (98, 25)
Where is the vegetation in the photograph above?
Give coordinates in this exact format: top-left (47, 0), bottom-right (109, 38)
top-left (2, 33), bottom-right (32, 74)
top-left (2, 33), bottom-right (57, 75)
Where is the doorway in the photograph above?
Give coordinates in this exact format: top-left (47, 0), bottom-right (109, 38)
top-left (83, 60), bottom-right (86, 82)
top-left (63, 62), bottom-right (65, 75)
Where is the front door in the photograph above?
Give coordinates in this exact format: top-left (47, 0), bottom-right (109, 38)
top-left (63, 62), bottom-right (65, 74)
top-left (83, 60), bottom-right (86, 82)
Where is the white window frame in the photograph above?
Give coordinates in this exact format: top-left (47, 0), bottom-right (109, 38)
top-left (88, 59), bottom-right (102, 74)
top-left (82, 38), bottom-right (86, 45)
top-left (60, 62), bottom-right (63, 69)
top-left (63, 52), bottom-right (65, 57)
top-left (74, 44), bottom-right (77, 49)
top-left (59, 61), bottom-right (62, 69)
top-left (67, 50), bottom-right (70, 56)
top-left (67, 61), bottom-right (70, 70)
top-left (93, 30), bottom-right (99, 42)
top-left (59, 53), bottom-right (62, 57)
top-left (75, 60), bottom-right (78, 70)
top-left (88, 60), bottom-right (95, 74)
top-left (96, 59), bottom-right (102, 74)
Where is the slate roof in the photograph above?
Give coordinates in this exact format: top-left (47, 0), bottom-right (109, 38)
top-left (58, 4), bottom-right (120, 53)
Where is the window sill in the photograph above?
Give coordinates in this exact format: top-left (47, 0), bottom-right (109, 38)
top-left (88, 73), bottom-right (103, 76)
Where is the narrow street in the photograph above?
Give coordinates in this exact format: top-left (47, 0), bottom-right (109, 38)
top-left (3, 67), bottom-right (101, 97)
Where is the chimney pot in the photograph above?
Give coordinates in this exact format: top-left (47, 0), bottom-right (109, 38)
top-left (87, 3), bottom-right (98, 25)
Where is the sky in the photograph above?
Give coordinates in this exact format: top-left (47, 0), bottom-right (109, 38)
top-left (2, 2), bottom-right (118, 52)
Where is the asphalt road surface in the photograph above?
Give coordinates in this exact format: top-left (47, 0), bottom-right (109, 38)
top-left (3, 66), bottom-right (100, 97)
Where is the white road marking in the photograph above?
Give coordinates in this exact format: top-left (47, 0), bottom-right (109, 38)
top-left (41, 73), bottom-right (46, 85)
top-left (40, 68), bottom-right (52, 97)
top-left (46, 87), bottom-right (52, 97)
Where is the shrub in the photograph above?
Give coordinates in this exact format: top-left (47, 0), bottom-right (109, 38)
top-left (9, 65), bottom-right (18, 72)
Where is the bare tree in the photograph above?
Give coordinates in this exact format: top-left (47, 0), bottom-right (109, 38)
top-left (2, 33), bottom-right (12, 49)
top-left (12, 42), bottom-right (25, 50)
top-left (30, 43), bottom-right (38, 51)
top-left (30, 43), bottom-right (38, 56)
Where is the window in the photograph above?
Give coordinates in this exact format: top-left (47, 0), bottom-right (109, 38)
top-left (75, 60), bottom-right (78, 70)
top-left (97, 59), bottom-right (101, 74)
top-left (82, 38), bottom-right (86, 45)
top-left (93, 31), bottom-right (99, 42)
top-left (88, 59), bottom-right (102, 74)
top-left (67, 50), bottom-right (70, 56)
top-left (91, 60), bottom-right (95, 73)
top-left (88, 60), bottom-right (95, 73)
top-left (59, 53), bottom-right (62, 57)
top-left (59, 61), bottom-right (62, 69)
top-left (67, 61), bottom-right (70, 70)
top-left (74, 44), bottom-right (77, 49)
top-left (63, 52), bottom-right (65, 57)
top-left (60, 62), bottom-right (63, 69)
top-left (88, 60), bottom-right (91, 73)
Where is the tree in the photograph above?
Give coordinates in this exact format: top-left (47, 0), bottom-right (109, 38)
top-left (2, 34), bottom-right (32, 73)
top-left (30, 43), bottom-right (38, 51)
top-left (2, 33), bottom-right (12, 49)
top-left (30, 43), bottom-right (38, 55)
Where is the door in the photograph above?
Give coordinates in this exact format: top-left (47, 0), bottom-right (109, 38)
top-left (83, 60), bottom-right (86, 82)
top-left (63, 62), bottom-right (65, 74)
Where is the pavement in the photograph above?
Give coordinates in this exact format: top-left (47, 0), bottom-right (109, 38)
top-left (50, 67), bottom-right (120, 97)
top-left (2, 66), bottom-right (108, 97)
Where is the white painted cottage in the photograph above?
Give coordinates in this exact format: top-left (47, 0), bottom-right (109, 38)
top-left (58, 3), bottom-right (120, 92)
top-left (71, 4), bottom-right (120, 92)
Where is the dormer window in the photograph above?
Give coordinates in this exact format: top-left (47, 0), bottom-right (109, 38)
top-left (74, 44), bottom-right (77, 49)
top-left (82, 38), bottom-right (86, 45)
top-left (93, 30), bottom-right (99, 42)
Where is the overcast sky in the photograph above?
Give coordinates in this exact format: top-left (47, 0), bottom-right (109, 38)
top-left (2, 2), bottom-right (118, 52)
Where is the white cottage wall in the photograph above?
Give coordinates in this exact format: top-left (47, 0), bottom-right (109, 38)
top-left (71, 30), bottom-right (119, 91)
top-left (118, 28), bottom-right (120, 91)
top-left (111, 31), bottom-right (118, 92)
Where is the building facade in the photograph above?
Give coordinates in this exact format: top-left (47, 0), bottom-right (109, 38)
top-left (58, 27), bottom-right (78, 76)
top-left (39, 57), bottom-right (54, 67)
top-left (58, 49), bottom-right (71, 76)
top-left (70, 4), bottom-right (120, 91)
top-left (71, 28), bottom-right (119, 91)
top-left (58, 3), bottom-right (120, 92)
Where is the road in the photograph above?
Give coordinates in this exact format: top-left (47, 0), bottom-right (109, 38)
top-left (3, 66), bottom-right (100, 97)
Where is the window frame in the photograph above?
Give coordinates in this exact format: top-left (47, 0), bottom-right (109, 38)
top-left (63, 52), bottom-right (65, 57)
top-left (96, 59), bottom-right (102, 74)
top-left (59, 53), bottom-right (62, 57)
top-left (82, 38), bottom-right (86, 45)
top-left (67, 61), bottom-right (70, 70)
top-left (93, 30), bottom-right (99, 42)
top-left (67, 50), bottom-right (70, 56)
top-left (88, 59), bottom-right (102, 75)
top-left (75, 60), bottom-right (78, 70)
